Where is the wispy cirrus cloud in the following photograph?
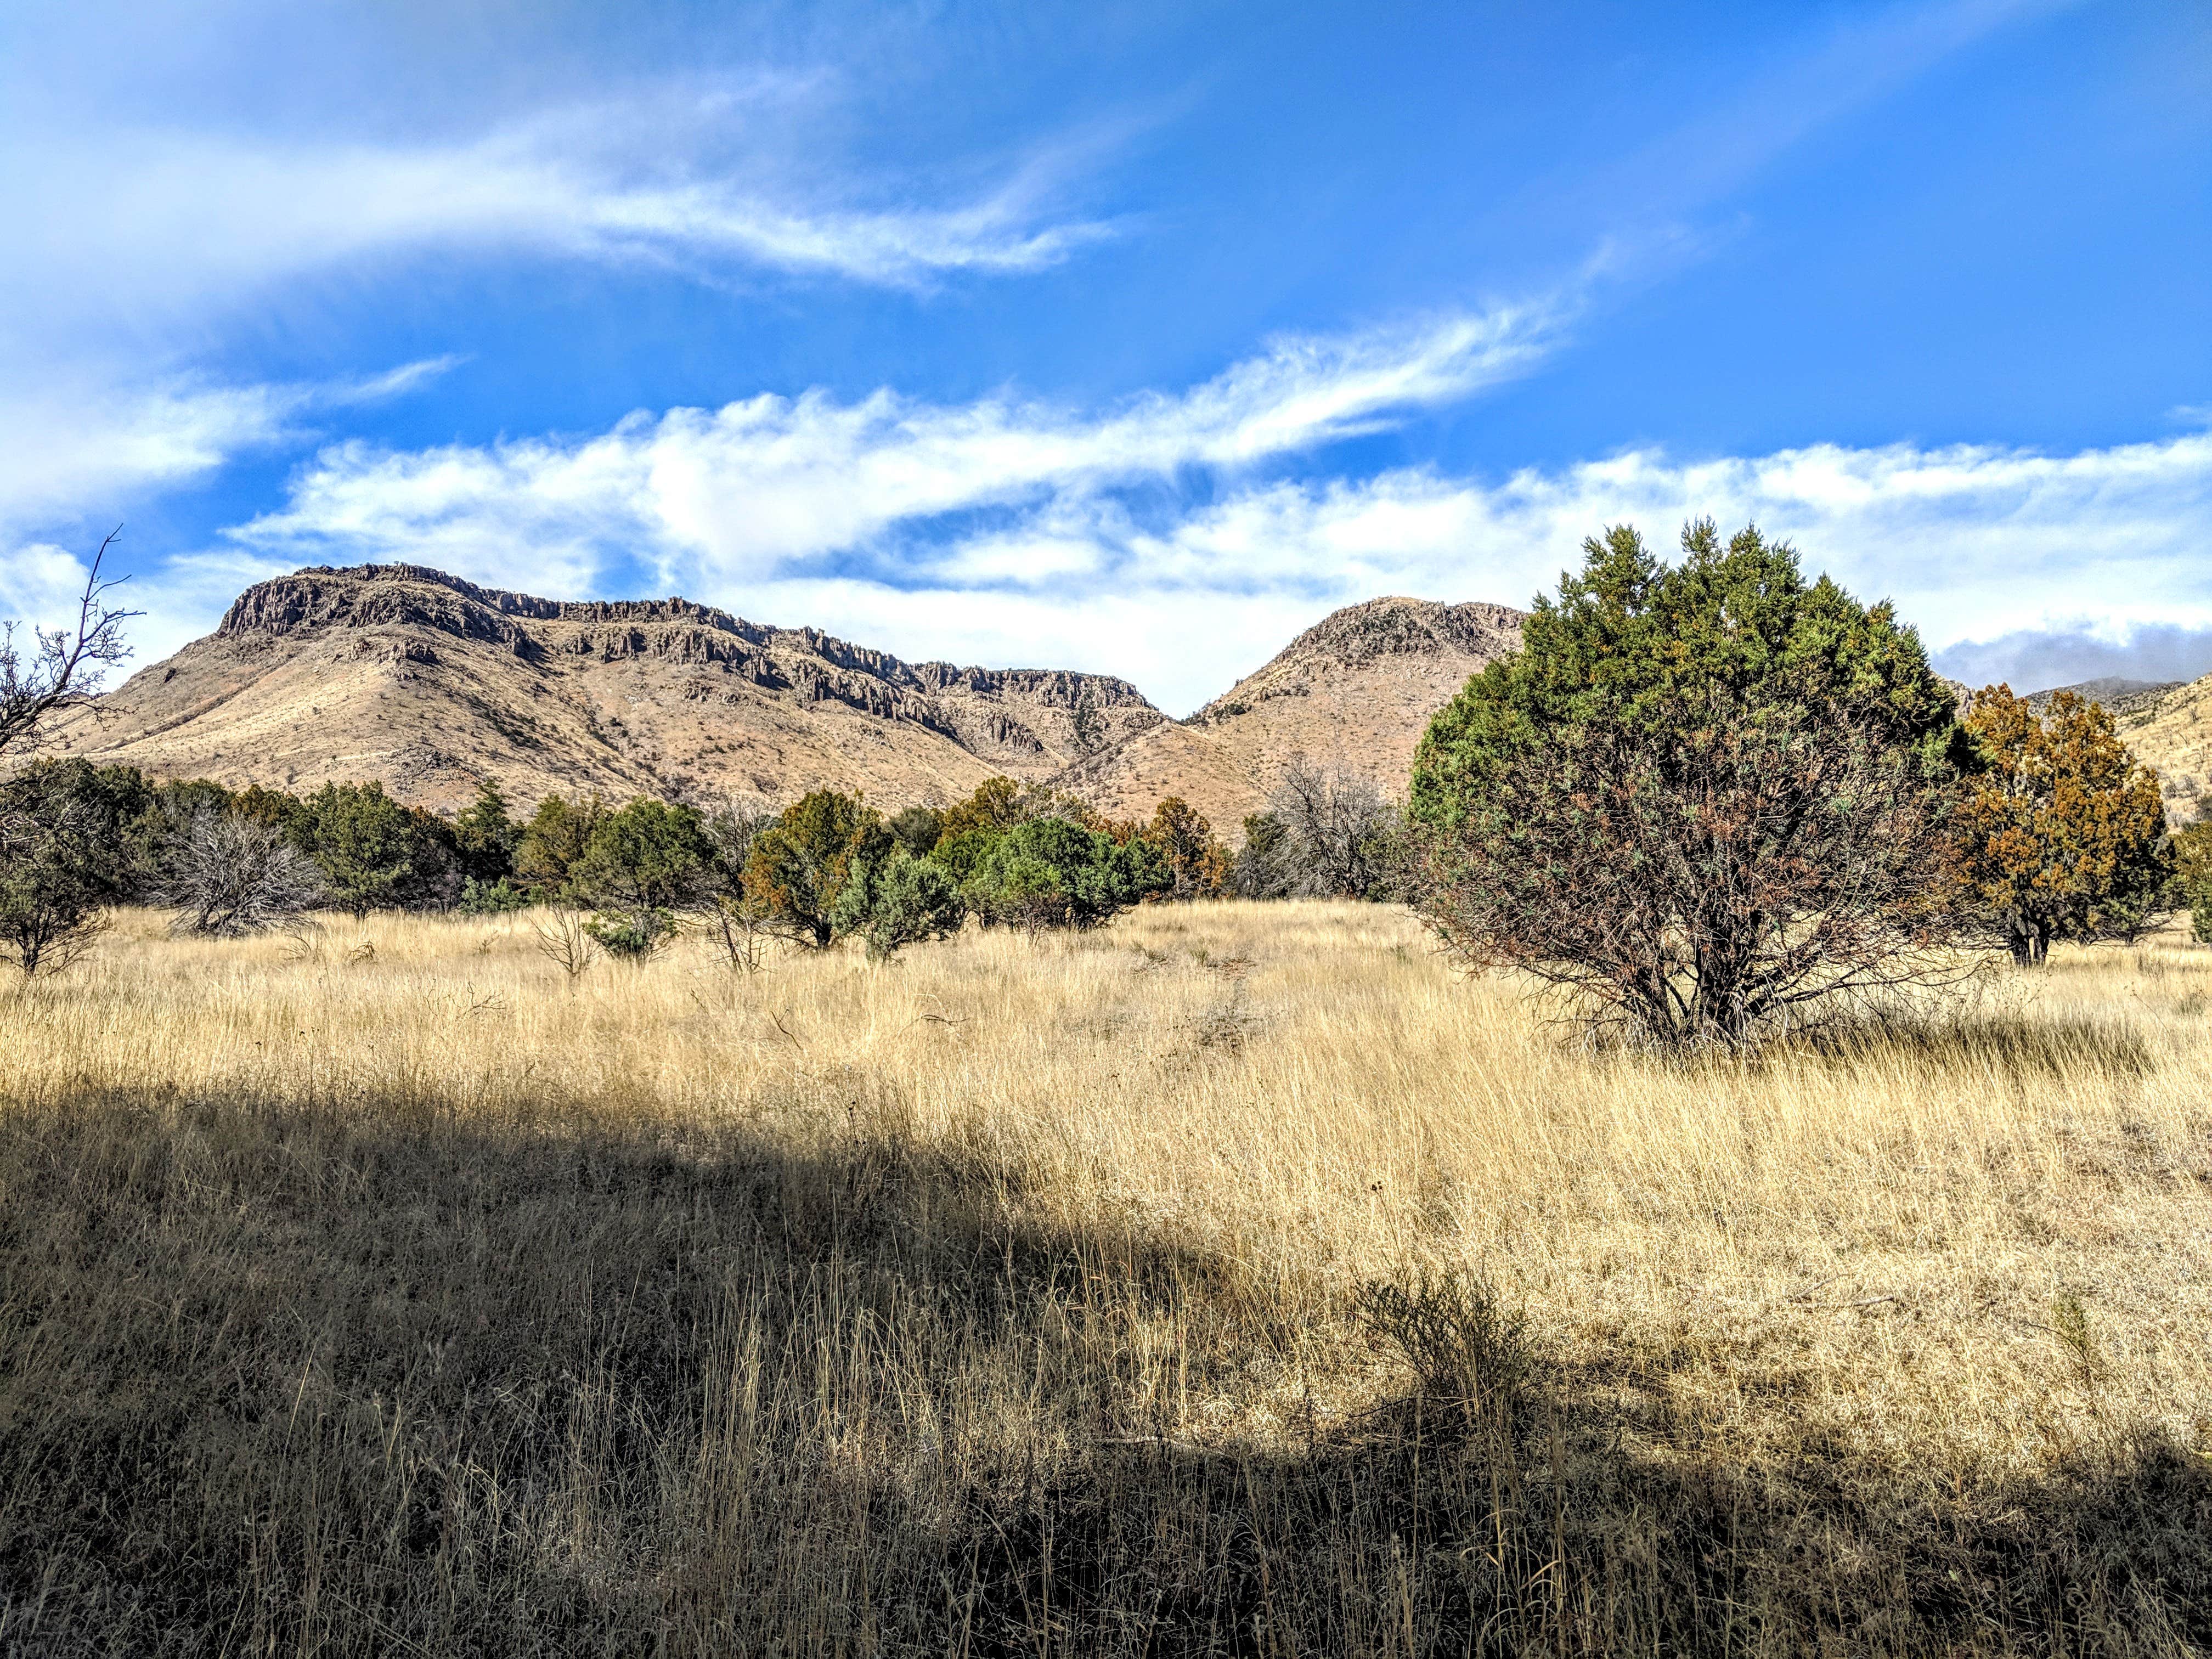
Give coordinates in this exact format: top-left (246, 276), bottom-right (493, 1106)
top-left (0, 359), bottom-right (461, 541)
top-left (0, 84), bottom-right (1115, 354)
top-left (0, 69), bottom-right (1119, 580)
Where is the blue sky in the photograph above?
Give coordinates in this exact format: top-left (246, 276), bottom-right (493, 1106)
top-left (1, 0), bottom-right (2206, 713)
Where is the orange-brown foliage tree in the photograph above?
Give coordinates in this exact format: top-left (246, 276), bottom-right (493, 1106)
top-left (1954, 686), bottom-right (2171, 964)
top-left (1142, 797), bottom-right (1230, 900)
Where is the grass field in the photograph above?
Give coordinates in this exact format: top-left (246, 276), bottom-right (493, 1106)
top-left (1, 901), bottom-right (2207, 1655)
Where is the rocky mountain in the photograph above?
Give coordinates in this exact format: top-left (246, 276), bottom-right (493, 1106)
top-left (2024, 676), bottom-right (2180, 712)
top-left (1051, 597), bottom-right (1525, 833)
top-left (41, 565), bottom-right (1166, 813)
top-left (2108, 673), bottom-right (2212, 820)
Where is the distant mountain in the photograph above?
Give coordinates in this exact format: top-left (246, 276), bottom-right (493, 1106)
top-left (41, 567), bottom-right (1531, 834)
top-left (1051, 596), bottom-right (1525, 833)
top-left (2024, 676), bottom-right (2180, 712)
top-left (41, 565), bottom-right (1165, 812)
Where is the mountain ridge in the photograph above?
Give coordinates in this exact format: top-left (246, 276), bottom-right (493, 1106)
top-left (46, 568), bottom-right (1531, 834)
top-left (46, 565), bottom-right (1165, 813)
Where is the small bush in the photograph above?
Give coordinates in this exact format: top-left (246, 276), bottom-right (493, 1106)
top-left (456, 876), bottom-right (531, 916)
top-left (584, 911), bottom-right (674, 958)
top-left (959, 816), bottom-right (1171, 931)
top-left (1354, 1271), bottom-right (1528, 1418)
top-left (832, 847), bottom-right (964, 960)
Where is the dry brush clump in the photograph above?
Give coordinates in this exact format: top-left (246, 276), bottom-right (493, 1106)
top-left (162, 808), bottom-right (326, 936)
top-left (0, 902), bottom-right (2207, 1655)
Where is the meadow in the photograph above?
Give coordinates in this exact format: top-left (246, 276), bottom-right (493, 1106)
top-left (0, 901), bottom-right (2206, 1655)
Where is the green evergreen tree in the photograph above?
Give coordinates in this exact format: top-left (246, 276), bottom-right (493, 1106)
top-left (453, 780), bottom-right (520, 884)
top-left (886, 804), bottom-right (945, 859)
top-left (742, 791), bottom-right (888, 948)
top-left (568, 797), bottom-right (714, 955)
top-left (960, 815), bottom-right (1171, 930)
top-left (0, 760), bottom-right (151, 974)
top-left (831, 846), bottom-right (966, 958)
top-left (514, 793), bottom-right (606, 895)
top-left (300, 781), bottom-right (416, 921)
top-left (1410, 519), bottom-right (1974, 1049)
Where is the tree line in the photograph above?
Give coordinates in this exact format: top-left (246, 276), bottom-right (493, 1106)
top-left (4, 524), bottom-right (2207, 1040)
top-left (0, 751), bottom-right (1412, 975)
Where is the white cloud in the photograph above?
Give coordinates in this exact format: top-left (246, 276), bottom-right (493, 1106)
top-left (225, 303), bottom-right (1556, 588)
top-left (0, 90), bottom-right (1112, 350)
top-left (0, 358), bottom-right (459, 542)
top-left (190, 324), bottom-right (2211, 713)
top-left (0, 544), bottom-right (99, 636)
top-left (0, 73), bottom-right (1114, 582)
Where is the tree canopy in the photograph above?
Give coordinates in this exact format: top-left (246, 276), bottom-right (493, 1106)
top-left (742, 789), bottom-right (889, 949)
top-left (1952, 686), bottom-right (2170, 963)
top-left (299, 782), bottom-right (418, 921)
top-left (1410, 520), bottom-right (1976, 1049)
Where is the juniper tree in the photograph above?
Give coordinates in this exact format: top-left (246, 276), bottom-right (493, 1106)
top-left (1953, 686), bottom-right (2171, 964)
top-left (1410, 520), bottom-right (1979, 1050)
top-left (0, 760), bottom-right (148, 974)
top-left (742, 790), bottom-right (888, 949)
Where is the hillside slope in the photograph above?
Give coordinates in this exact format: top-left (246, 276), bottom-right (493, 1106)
top-left (1054, 596), bottom-right (1525, 833)
top-left (2111, 673), bottom-right (2212, 818)
top-left (42, 565), bottom-right (1165, 812)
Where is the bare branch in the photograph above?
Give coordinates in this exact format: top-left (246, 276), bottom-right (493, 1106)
top-left (0, 528), bottom-right (142, 759)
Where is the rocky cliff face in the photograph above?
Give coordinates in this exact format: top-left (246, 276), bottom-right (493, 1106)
top-left (45, 565), bottom-right (1165, 812)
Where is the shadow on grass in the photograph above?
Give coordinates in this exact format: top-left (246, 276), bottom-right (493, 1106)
top-left (0, 1084), bottom-right (2202, 1656)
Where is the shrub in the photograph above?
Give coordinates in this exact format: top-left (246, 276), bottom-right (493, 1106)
top-left (1231, 811), bottom-right (1294, 899)
top-left (0, 760), bottom-right (149, 974)
top-left (453, 781), bottom-right (520, 885)
top-left (567, 798), bottom-right (714, 956)
top-left (515, 793), bottom-right (606, 896)
top-left (0, 531), bottom-right (132, 759)
top-left (299, 782), bottom-right (417, 921)
top-left (743, 791), bottom-right (888, 949)
top-left (886, 804), bottom-right (945, 859)
top-left (1269, 759), bottom-right (1396, 899)
top-left (166, 809), bottom-right (326, 936)
top-left (1142, 797), bottom-right (1229, 900)
top-left (1410, 519), bottom-right (1979, 1051)
top-left (456, 876), bottom-right (531, 916)
top-left (698, 803), bottom-right (779, 972)
top-left (937, 777), bottom-right (1025, 842)
top-left (961, 815), bottom-right (1171, 930)
top-left (831, 847), bottom-right (966, 959)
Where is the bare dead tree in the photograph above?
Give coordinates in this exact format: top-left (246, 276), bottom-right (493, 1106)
top-left (701, 799), bottom-right (778, 971)
top-left (165, 809), bottom-right (326, 936)
top-left (0, 529), bottom-right (139, 759)
top-left (1271, 756), bottom-right (1396, 899)
top-left (532, 906), bottom-right (599, 979)
top-left (1415, 693), bottom-right (1988, 1050)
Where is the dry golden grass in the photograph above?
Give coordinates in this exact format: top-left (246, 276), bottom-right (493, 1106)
top-left (1, 902), bottom-right (2208, 1654)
